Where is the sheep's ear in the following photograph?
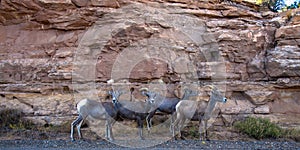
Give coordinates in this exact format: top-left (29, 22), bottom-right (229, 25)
top-left (141, 91), bottom-right (145, 96)
top-left (116, 90), bottom-right (120, 94)
top-left (108, 90), bottom-right (113, 95)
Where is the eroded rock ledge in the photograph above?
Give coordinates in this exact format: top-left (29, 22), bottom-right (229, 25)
top-left (0, 0), bottom-right (299, 140)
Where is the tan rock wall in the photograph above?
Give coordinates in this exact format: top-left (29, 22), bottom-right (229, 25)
top-left (0, 0), bottom-right (299, 139)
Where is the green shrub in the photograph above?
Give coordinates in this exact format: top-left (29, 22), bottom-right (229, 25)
top-left (234, 117), bottom-right (282, 139)
top-left (188, 126), bottom-right (199, 139)
top-left (0, 109), bottom-right (35, 130)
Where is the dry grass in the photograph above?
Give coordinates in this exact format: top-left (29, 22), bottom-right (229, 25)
top-left (0, 109), bottom-right (35, 130)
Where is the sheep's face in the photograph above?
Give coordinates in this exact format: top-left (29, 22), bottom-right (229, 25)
top-left (142, 91), bottom-right (156, 104)
top-left (112, 96), bottom-right (118, 104)
top-left (147, 92), bottom-right (157, 104)
top-left (109, 90), bottom-right (122, 104)
top-left (211, 88), bottom-right (227, 103)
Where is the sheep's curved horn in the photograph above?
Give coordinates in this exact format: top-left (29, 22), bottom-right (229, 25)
top-left (204, 85), bottom-right (213, 89)
top-left (139, 88), bottom-right (149, 92)
top-left (205, 85), bottom-right (216, 90)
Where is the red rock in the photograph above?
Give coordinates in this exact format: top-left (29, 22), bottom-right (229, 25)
top-left (275, 24), bottom-right (300, 39)
top-left (267, 46), bottom-right (300, 78)
top-left (71, 0), bottom-right (88, 7)
top-left (0, 0), bottom-right (299, 137)
top-left (254, 105), bottom-right (270, 114)
top-left (90, 0), bottom-right (120, 8)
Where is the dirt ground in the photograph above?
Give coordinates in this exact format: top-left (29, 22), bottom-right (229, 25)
top-left (0, 126), bottom-right (299, 150)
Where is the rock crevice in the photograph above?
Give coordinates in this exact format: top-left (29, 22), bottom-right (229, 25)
top-left (0, 0), bottom-right (299, 139)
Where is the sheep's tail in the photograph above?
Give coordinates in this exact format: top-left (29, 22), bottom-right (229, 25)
top-left (72, 115), bottom-right (83, 126)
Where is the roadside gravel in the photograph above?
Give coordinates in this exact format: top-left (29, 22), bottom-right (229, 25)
top-left (0, 139), bottom-right (299, 150)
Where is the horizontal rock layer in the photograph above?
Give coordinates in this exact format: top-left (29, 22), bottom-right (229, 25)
top-left (0, 0), bottom-right (299, 139)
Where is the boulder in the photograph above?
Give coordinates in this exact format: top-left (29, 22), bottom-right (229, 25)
top-left (267, 46), bottom-right (300, 78)
top-left (0, 0), bottom-right (300, 140)
top-left (244, 90), bottom-right (275, 105)
top-left (254, 105), bottom-right (270, 114)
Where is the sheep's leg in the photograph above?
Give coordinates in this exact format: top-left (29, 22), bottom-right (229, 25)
top-left (108, 123), bottom-right (114, 141)
top-left (171, 119), bottom-right (177, 138)
top-left (105, 120), bottom-right (111, 140)
top-left (70, 115), bottom-right (83, 141)
top-left (172, 112), bottom-right (180, 138)
top-left (105, 116), bottom-right (112, 140)
top-left (146, 111), bottom-right (155, 132)
top-left (178, 117), bottom-right (185, 138)
top-left (70, 123), bottom-right (75, 141)
top-left (172, 111), bottom-right (185, 138)
top-left (146, 115), bottom-right (152, 131)
top-left (109, 118), bottom-right (117, 141)
top-left (169, 113), bottom-right (175, 134)
top-left (77, 119), bottom-right (84, 139)
top-left (105, 120), bottom-right (109, 140)
top-left (171, 119), bottom-right (177, 137)
top-left (147, 118), bottom-right (152, 133)
top-left (204, 120), bottom-right (209, 141)
top-left (71, 123), bottom-right (75, 141)
top-left (106, 118), bottom-right (115, 141)
top-left (139, 127), bottom-right (144, 140)
top-left (199, 119), bottom-right (205, 141)
top-left (111, 118), bottom-right (117, 126)
top-left (137, 118), bottom-right (145, 140)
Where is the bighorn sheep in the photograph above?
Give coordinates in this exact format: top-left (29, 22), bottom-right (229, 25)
top-left (70, 92), bottom-right (119, 141)
top-left (146, 89), bottom-right (198, 133)
top-left (110, 89), bottom-right (158, 140)
top-left (172, 86), bottom-right (227, 140)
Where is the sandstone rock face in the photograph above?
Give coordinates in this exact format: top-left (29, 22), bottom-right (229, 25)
top-left (0, 0), bottom-right (299, 140)
top-left (254, 105), bottom-right (270, 114)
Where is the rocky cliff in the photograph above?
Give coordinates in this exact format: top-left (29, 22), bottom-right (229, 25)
top-left (0, 0), bottom-right (299, 139)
